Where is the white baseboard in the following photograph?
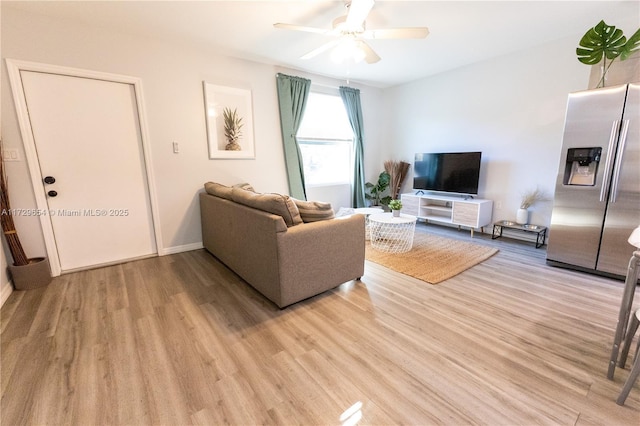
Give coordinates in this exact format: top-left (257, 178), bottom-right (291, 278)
top-left (0, 281), bottom-right (14, 307)
top-left (159, 242), bottom-right (204, 256)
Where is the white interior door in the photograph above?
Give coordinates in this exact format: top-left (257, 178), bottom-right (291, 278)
top-left (20, 71), bottom-right (157, 272)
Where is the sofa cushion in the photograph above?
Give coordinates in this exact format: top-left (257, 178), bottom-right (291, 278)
top-left (233, 182), bottom-right (256, 192)
top-left (231, 188), bottom-right (303, 227)
top-left (294, 199), bottom-right (335, 223)
top-left (204, 182), bottom-right (233, 200)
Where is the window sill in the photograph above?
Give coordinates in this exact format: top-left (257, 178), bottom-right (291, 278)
top-left (305, 182), bottom-right (351, 189)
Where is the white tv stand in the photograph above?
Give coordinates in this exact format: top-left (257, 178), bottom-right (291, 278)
top-left (401, 192), bottom-right (493, 237)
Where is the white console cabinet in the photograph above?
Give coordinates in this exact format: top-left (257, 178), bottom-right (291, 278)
top-left (401, 193), bottom-right (493, 237)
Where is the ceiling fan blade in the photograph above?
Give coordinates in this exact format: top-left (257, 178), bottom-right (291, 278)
top-left (361, 27), bottom-right (430, 39)
top-left (346, 0), bottom-right (374, 29)
top-left (273, 23), bottom-right (331, 35)
top-left (301, 39), bottom-right (342, 60)
top-left (358, 41), bottom-right (381, 64)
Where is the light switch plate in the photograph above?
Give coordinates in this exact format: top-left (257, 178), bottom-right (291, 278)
top-left (3, 149), bottom-right (20, 162)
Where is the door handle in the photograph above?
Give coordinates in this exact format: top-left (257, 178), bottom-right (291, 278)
top-left (43, 176), bottom-right (56, 184)
top-left (47, 190), bottom-right (58, 197)
top-left (600, 120), bottom-right (620, 202)
top-left (610, 120), bottom-right (630, 203)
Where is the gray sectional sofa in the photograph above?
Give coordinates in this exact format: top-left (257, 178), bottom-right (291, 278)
top-left (199, 182), bottom-right (366, 308)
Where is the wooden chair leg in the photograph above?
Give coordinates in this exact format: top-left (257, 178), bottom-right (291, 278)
top-left (619, 311), bottom-right (640, 368)
top-left (617, 338), bottom-right (640, 405)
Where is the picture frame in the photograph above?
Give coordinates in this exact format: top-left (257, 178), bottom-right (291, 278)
top-left (203, 82), bottom-right (255, 159)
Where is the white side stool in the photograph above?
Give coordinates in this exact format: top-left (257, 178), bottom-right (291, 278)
top-left (354, 207), bottom-right (384, 240)
top-left (369, 213), bottom-right (417, 253)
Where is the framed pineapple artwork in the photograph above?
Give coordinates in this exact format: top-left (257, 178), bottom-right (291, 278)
top-left (203, 82), bottom-right (255, 159)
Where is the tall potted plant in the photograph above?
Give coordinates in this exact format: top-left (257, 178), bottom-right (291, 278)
top-left (384, 160), bottom-right (410, 200)
top-left (0, 141), bottom-right (51, 290)
top-left (365, 171), bottom-right (392, 208)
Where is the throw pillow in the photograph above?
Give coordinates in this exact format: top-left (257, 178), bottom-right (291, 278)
top-left (204, 182), bottom-right (233, 200)
top-left (231, 188), bottom-right (303, 227)
top-left (293, 199), bottom-right (335, 223)
top-left (233, 182), bottom-right (256, 192)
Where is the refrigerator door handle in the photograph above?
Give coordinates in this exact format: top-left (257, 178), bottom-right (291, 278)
top-left (610, 119), bottom-right (630, 203)
top-left (600, 120), bottom-right (621, 202)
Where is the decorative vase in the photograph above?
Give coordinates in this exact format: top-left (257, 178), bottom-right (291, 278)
top-left (588, 51), bottom-right (640, 89)
top-left (516, 208), bottom-right (529, 225)
top-left (8, 257), bottom-right (52, 291)
top-left (392, 209), bottom-right (401, 217)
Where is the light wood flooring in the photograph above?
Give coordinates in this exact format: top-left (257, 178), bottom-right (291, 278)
top-left (1, 224), bottom-right (639, 425)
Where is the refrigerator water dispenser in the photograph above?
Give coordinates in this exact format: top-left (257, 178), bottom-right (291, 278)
top-left (563, 147), bottom-right (602, 186)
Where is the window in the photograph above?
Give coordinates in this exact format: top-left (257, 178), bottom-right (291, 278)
top-left (297, 92), bottom-right (353, 186)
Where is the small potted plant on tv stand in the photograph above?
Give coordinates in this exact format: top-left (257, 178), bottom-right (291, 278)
top-left (1, 142), bottom-right (51, 290)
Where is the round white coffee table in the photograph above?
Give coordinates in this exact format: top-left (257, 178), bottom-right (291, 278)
top-left (354, 207), bottom-right (384, 215)
top-left (355, 207), bottom-right (384, 240)
top-left (368, 213), bottom-right (417, 253)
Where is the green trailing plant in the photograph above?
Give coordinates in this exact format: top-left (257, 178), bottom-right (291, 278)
top-left (388, 199), bottom-right (403, 211)
top-left (577, 20), bottom-right (640, 88)
top-left (365, 171), bottom-right (392, 207)
top-left (223, 107), bottom-right (243, 150)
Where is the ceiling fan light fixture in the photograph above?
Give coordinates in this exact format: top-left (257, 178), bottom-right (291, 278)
top-left (332, 15), bottom-right (348, 32)
top-left (333, 15), bottom-right (365, 34)
top-left (275, 0), bottom-right (428, 64)
top-left (330, 38), bottom-right (366, 64)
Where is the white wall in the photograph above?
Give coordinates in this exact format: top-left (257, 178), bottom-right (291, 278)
top-left (383, 36), bottom-right (595, 228)
top-left (0, 6), bottom-right (385, 279)
top-left (0, 3), bottom-right (13, 305)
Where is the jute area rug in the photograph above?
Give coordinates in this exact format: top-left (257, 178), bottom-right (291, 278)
top-left (365, 232), bottom-right (499, 284)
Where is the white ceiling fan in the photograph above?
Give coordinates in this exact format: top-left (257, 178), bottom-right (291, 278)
top-left (274, 0), bottom-right (429, 64)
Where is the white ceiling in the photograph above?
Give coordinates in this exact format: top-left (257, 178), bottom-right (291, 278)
top-left (5, 1), bottom-right (640, 88)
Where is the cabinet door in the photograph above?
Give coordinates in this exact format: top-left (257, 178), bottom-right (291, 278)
top-left (401, 195), bottom-right (420, 216)
top-left (452, 202), bottom-right (479, 227)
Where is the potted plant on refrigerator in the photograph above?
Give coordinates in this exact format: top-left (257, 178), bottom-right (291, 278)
top-left (0, 142), bottom-right (51, 290)
top-left (577, 20), bottom-right (640, 88)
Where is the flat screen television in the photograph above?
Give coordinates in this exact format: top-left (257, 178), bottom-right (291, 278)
top-left (413, 152), bottom-right (482, 195)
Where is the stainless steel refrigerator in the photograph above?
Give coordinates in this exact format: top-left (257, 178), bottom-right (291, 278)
top-left (547, 83), bottom-right (639, 278)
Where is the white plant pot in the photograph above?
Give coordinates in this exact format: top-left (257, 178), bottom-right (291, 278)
top-left (516, 208), bottom-right (529, 225)
top-left (392, 209), bottom-right (401, 217)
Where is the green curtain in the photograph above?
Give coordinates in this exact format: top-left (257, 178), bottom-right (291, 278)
top-left (276, 73), bottom-right (311, 200)
top-left (339, 86), bottom-right (366, 208)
